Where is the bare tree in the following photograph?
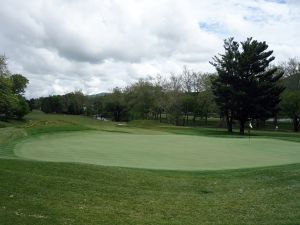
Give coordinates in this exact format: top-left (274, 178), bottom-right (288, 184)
top-left (0, 55), bottom-right (10, 76)
top-left (181, 65), bottom-right (193, 93)
top-left (279, 57), bottom-right (300, 77)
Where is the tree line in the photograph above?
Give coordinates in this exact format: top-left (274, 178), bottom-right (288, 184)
top-left (30, 68), bottom-right (217, 126)
top-left (2, 37), bottom-right (300, 133)
top-left (280, 57), bottom-right (300, 132)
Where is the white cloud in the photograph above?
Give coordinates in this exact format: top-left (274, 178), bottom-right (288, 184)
top-left (0, 0), bottom-right (299, 98)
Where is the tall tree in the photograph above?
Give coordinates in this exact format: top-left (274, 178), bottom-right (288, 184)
top-left (11, 74), bottom-right (29, 95)
top-left (125, 80), bottom-right (155, 119)
top-left (104, 88), bottom-right (128, 121)
top-left (0, 55), bottom-right (29, 120)
top-left (211, 37), bottom-right (284, 134)
top-left (211, 38), bottom-right (239, 132)
top-left (0, 76), bottom-right (17, 118)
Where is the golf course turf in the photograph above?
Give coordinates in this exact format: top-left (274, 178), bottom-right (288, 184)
top-left (1, 111), bottom-right (300, 225)
top-left (14, 131), bottom-right (300, 170)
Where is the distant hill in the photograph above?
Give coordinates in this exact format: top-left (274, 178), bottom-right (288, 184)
top-left (88, 92), bottom-right (110, 98)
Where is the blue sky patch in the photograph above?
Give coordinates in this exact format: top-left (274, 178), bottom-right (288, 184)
top-left (265, 0), bottom-right (287, 4)
top-left (199, 21), bottom-right (228, 37)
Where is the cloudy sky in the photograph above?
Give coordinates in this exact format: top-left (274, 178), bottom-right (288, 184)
top-left (1, 0), bottom-right (300, 98)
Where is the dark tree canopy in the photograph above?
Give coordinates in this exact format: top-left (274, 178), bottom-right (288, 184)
top-left (11, 74), bottom-right (29, 95)
top-left (211, 37), bottom-right (284, 134)
top-left (281, 90), bottom-right (300, 132)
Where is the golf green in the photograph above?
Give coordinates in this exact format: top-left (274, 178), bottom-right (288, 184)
top-left (14, 131), bottom-right (300, 170)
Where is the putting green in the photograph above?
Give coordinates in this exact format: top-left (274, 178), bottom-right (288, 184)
top-left (14, 131), bottom-right (300, 170)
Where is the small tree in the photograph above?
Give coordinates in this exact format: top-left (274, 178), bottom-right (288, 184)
top-left (14, 96), bottom-right (30, 119)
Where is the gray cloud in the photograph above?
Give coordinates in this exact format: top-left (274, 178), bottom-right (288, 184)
top-left (0, 0), bottom-right (299, 98)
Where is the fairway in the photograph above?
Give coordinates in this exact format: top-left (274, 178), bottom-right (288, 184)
top-left (14, 131), bottom-right (300, 170)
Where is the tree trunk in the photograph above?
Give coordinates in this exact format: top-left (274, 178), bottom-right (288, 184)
top-left (239, 120), bottom-right (245, 135)
top-left (255, 119), bottom-right (260, 129)
top-left (186, 113), bottom-right (189, 126)
top-left (226, 114), bottom-right (233, 133)
top-left (273, 115), bottom-right (278, 127)
top-left (185, 104), bottom-right (189, 126)
top-left (205, 114), bottom-right (208, 126)
top-left (159, 111), bottom-right (162, 123)
top-left (175, 116), bottom-right (179, 126)
top-left (293, 115), bottom-right (299, 132)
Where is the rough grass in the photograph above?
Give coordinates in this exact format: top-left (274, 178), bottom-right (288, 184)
top-left (0, 159), bottom-right (299, 225)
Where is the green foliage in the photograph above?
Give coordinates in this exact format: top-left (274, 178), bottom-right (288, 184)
top-left (104, 88), bottom-right (128, 121)
top-left (14, 96), bottom-right (30, 120)
top-left (40, 91), bottom-right (87, 115)
top-left (281, 90), bottom-right (300, 117)
top-left (165, 90), bottom-right (184, 125)
top-left (0, 56), bottom-right (29, 120)
top-left (282, 73), bottom-right (300, 90)
top-left (27, 98), bottom-right (41, 111)
top-left (281, 90), bottom-right (300, 131)
top-left (196, 90), bottom-right (217, 123)
top-left (10, 74), bottom-right (29, 95)
top-left (125, 80), bottom-right (156, 119)
top-left (0, 76), bottom-right (17, 117)
top-left (211, 37), bottom-right (284, 134)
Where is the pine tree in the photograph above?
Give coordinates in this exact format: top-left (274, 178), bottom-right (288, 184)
top-left (211, 37), bottom-right (284, 134)
top-left (210, 38), bottom-right (239, 132)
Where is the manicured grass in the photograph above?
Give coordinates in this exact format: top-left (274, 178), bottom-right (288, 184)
top-left (1, 111), bottom-right (300, 224)
top-left (14, 131), bottom-right (300, 170)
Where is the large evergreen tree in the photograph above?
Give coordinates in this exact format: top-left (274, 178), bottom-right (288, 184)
top-left (211, 37), bottom-right (284, 134)
top-left (210, 38), bottom-right (239, 132)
